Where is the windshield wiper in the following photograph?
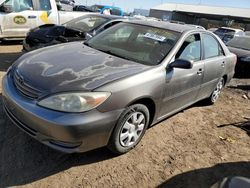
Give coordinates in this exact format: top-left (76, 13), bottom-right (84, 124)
top-left (96, 48), bottom-right (133, 61)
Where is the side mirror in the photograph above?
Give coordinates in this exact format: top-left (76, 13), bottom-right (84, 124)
top-left (169, 59), bottom-right (193, 69)
top-left (0, 4), bottom-right (13, 13)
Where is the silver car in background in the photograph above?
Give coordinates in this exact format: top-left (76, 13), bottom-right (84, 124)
top-left (2, 21), bottom-right (236, 154)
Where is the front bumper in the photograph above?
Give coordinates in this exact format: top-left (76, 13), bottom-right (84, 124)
top-left (2, 74), bottom-right (123, 153)
top-left (22, 38), bottom-right (32, 52)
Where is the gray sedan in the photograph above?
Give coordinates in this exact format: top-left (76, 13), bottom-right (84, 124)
top-left (2, 20), bottom-right (236, 154)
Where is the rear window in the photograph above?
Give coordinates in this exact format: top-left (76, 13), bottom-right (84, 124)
top-left (87, 23), bottom-right (181, 66)
top-left (214, 28), bottom-right (236, 43)
top-left (214, 28), bottom-right (235, 34)
top-left (227, 37), bottom-right (250, 51)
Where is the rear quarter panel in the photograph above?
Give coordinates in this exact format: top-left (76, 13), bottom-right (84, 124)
top-left (224, 52), bottom-right (237, 84)
top-left (215, 33), bottom-right (237, 84)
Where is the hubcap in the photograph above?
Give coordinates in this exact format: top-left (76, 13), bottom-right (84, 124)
top-left (212, 79), bottom-right (223, 102)
top-left (120, 112), bottom-right (145, 147)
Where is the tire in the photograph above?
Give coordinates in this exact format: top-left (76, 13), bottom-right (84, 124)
top-left (108, 104), bottom-right (150, 154)
top-left (205, 77), bottom-right (225, 105)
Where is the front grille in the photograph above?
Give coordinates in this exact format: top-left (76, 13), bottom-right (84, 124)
top-left (13, 70), bottom-right (42, 99)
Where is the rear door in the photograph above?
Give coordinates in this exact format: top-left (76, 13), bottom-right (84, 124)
top-left (197, 33), bottom-right (226, 99)
top-left (159, 33), bottom-right (205, 117)
top-left (1, 0), bottom-right (37, 38)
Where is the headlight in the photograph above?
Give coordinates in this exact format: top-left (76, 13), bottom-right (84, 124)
top-left (241, 56), bottom-right (250, 62)
top-left (38, 92), bottom-right (111, 112)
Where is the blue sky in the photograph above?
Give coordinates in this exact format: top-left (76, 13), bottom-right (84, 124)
top-left (75, 0), bottom-right (250, 12)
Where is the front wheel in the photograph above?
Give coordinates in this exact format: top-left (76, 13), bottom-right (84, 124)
top-left (206, 78), bottom-right (224, 105)
top-left (108, 104), bottom-right (150, 154)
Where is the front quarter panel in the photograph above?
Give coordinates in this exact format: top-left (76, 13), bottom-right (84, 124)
top-left (95, 66), bottom-right (166, 123)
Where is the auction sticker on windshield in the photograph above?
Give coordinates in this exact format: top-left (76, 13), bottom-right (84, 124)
top-left (144, 33), bottom-right (166, 42)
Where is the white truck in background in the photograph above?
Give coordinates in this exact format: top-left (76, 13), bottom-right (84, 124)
top-left (0, 0), bottom-right (86, 40)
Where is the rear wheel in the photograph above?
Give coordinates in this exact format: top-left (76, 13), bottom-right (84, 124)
top-left (108, 104), bottom-right (150, 154)
top-left (206, 78), bottom-right (224, 105)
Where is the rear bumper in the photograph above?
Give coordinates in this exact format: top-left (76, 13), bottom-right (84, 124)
top-left (2, 74), bottom-right (123, 153)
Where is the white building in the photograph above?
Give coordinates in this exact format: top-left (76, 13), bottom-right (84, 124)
top-left (150, 3), bottom-right (250, 30)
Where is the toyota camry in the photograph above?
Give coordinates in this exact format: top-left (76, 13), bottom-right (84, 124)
top-left (2, 20), bottom-right (236, 154)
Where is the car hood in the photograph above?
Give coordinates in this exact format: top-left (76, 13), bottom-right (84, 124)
top-left (14, 42), bottom-right (150, 94)
top-left (227, 46), bottom-right (250, 57)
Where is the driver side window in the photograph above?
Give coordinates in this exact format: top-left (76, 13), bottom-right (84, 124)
top-left (2, 0), bottom-right (33, 12)
top-left (176, 34), bottom-right (201, 62)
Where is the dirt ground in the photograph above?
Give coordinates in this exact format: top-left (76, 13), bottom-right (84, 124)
top-left (0, 42), bottom-right (250, 188)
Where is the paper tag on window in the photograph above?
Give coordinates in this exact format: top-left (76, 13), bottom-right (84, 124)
top-left (144, 33), bottom-right (166, 42)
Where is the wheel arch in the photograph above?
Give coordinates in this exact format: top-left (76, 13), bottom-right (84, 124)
top-left (127, 97), bottom-right (156, 126)
top-left (223, 75), bottom-right (228, 86)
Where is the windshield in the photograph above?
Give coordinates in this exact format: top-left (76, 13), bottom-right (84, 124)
top-left (86, 23), bottom-right (181, 66)
top-left (214, 28), bottom-right (236, 36)
top-left (64, 15), bottom-right (109, 32)
top-left (227, 37), bottom-right (250, 51)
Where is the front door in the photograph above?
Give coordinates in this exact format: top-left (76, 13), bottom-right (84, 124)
top-left (34, 0), bottom-right (58, 26)
top-left (0, 0), bottom-right (38, 38)
top-left (159, 33), bottom-right (204, 118)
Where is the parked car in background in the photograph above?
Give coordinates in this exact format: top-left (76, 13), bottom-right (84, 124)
top-left (73, 5), bottom-right (93, 12)
top-left (208, 28), bottom-right (218, 32)
top-left (60, 0), bottom-right (75, 6)
top-left (89, 4), bottom-right (124, 16)
top-left (3, 21), bottom-right (236, 154)
top-left (187, 24), bottom-right (205, 30)
top-left (245, 31), bottom-right (250, 36)
top-left (23, 14), bottom-right (123, 51)
top-left (57, 0), bottom-right (75, 11)
top-left (214, 27), bottom-right (245, 43)
top-left (212, 177), bottom-right (250, 188)
top-left (226, 36), bottom-right (250, 78)
top-left (0, 0), bottom-right (86, 40)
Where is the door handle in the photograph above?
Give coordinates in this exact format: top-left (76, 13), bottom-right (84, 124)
top-left (221, 61), bottom-right (225, 67)
top-left (28, 15), bottom-right (37, 19)
top-left (197, 68), bottom-right (203, 75)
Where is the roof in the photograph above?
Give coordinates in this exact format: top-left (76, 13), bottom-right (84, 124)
top-left (151, 3), bottom-right (250, 19)
top-left (126, 20), bottom-right (197, 33)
